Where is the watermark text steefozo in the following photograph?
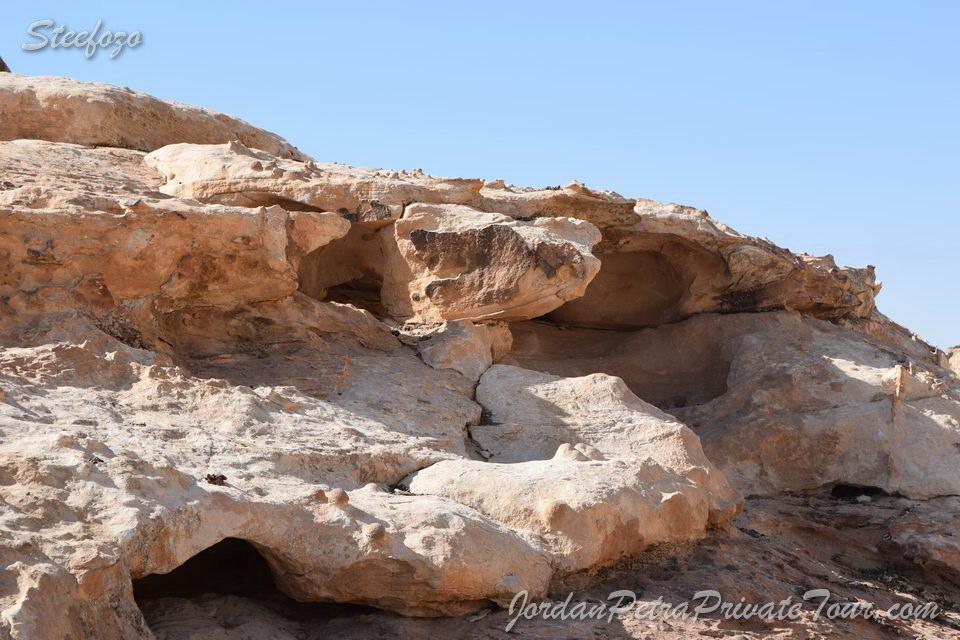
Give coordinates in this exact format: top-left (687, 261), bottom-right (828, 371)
top-left (22, 19), bottom-right (142, 59)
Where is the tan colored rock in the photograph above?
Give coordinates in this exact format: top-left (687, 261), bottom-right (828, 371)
top-left (546, 200), bottom-right (878, 328)
top-left (479, 179), bottom-right (637, 234)
top-left (0, 140), bottom-right (350, 347)
top-left (477, 182), bottom-right (879, 327)
top-left (133, 492), bottom-right (960, 639)
top-left (1, 74), bottom-right (955, 640)
top-left (406, 365), bottom-right (740, 572)
top-left (381, 203), bottom-right (601, 322)
top-left (142, 142), bottom-right (878, 326)
top-left (411, 320), bottom-right (503, 383)
top-left (145, 141), bottom-right (482, 225)
top-left (485, 322), bottom-right (513, 362)
top-left (0, 309), bottom-right (543, 636)
top-left (0, 74), bottom-right (306, 158)
top-left (504, 311), bottom-right (960, 498)
top-left (0, 133), bottom-right (724, 637)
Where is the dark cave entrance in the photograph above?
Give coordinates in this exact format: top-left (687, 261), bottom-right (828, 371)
top-left (133, 538), bottom-right (379, 635)
top-left (132, 537), bottom-right (281, 600)
top-left (297, 225), bottom-right (387, 316)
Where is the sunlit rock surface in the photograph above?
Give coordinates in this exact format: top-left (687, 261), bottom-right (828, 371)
top-left (0, 73), bottom-right (957, 640)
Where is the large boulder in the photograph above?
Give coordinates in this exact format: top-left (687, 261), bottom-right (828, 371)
top-left (407, 365), bottom-right (740, 572)
top-left (381, 203), bottom-right (602, 322)
top-left (0, 74), bottom-right (306, 158)
top-left (400, 320), bottom-right (511, 384)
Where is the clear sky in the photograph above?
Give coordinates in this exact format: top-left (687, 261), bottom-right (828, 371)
top-left (3, 2), bottom-right (957, 347)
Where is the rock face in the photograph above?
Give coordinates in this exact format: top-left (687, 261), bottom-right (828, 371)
top-left (0, 74), bottom-right (306, 158)
top-left (407, 365), bottom-right (739, 572)
top-left (381, 203), bottom-right (602, 322)
top-left (504, 312), bottom-right (960, 498)
top-left (144, 141), bottom-right (482, 223)
top-left (1, 75), bottom-right (958, 640)
top-left (479, 183), bottom-right (880, 328)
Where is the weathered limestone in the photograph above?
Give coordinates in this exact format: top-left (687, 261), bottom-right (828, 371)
top-left (381, 203), bottom-right (602, 322)
top-left (504, 312), bottom-right (960, 498)
top-left (407, 365), bottom-right (740, 572)
top-left (0, 141), bottom-right (349, 340)
top-left (547, 199), bottom-right (878, 328)
top-left (479, 182), bottom-right (879, 328)
top-left (143, 143), bottom-right (880, 327)
top-left (0, 74), bottom-right (306, 158)
top-left (0, 73), bottom-right (957, 640)
top-left (403, 320), bottom-right (511, 383)
top-left (145, 141), bottom-right (482, 224)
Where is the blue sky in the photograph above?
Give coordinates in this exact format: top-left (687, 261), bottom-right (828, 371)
top-left (4, 2), bottom-right (957, 346)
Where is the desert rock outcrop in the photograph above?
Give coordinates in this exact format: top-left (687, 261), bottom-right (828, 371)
top-left (504, 312), bottom-right (960, 498)
top-left (381, 203), bottom-right (602, 322)
top-left (407, 365), bottom-right (739, 571)
top-left (0, 74), bottom-right (957, 640)
top-left (0, 74), bottom-right (306, 158)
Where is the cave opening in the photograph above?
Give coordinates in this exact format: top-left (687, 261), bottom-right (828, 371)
top-left (133, 538), bottom-right (378, 635)
top-left (297, 224), bottom-right (387, 316)
top-left (132, 537), bottom-right (280, 601)
top-left (502, 318), bottom-right (731, 411)
top-left (830, 484), bottom-right (890, 500)
top-left (546, 236), bottom-right (729, 330)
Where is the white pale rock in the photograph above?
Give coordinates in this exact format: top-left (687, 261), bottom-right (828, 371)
top-left (414, 321), bottom-right (504, 384)
top-left (406, 365), bottom-right (740, 572)
top-left (145, 142), bottom-right (482, 226)
top-left (504, 312), bottom-right (960, 499)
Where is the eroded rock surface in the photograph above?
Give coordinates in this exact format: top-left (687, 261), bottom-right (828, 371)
top-left (407, 365), bottom-right (739, 572)
top-left (144, 141), bottom-right (482, 224)
top-left (0, 75), bottom-right (957, 640)
top-left (504, 312), bottom-right (960, 498)
top-left (0, 74), bottom-right (306, 159)
top-left (381, 203), bottom-right (602, 322)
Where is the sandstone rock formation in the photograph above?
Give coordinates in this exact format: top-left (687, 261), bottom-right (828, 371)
top-left (381, 203), bottom-right (601, 322)
top-left (0, 74), bottom-right (958, 640)
top-left (504, 312), bottom-right (960, 498)
top-left (407, 365), bottom-right (739, 572)
top-left (0, 74), bottom-right (306, 158)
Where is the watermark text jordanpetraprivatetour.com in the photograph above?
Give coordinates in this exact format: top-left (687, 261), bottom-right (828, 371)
top-left (22, 19), bottom-right (142, 59)
top-left (505, 588), bottom-right (941, 632)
